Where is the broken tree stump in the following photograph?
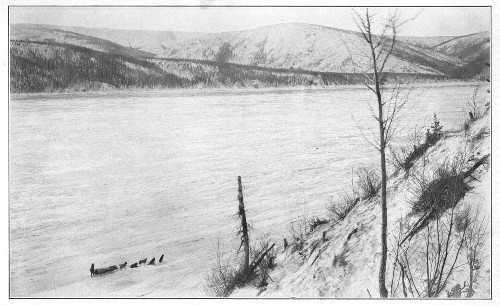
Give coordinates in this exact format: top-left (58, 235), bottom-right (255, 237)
top-left (237, 176), bottom-right (250, 273)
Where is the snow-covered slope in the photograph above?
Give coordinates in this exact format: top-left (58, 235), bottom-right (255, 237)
top-left (10, 23), bottom-right (490, 82)
top-left (232, 87), bottom-right (491, 298)
top-left (20, 24), bottom-right (211, 56)
top-left (11, 23), bottom-right (473, 75)
top-left (157, 23), bottom-right (459, 74)
top-left (432, 32), bottom-right (490, 79)
top-left (10, 24), bottom-right (154, 58)
top-left (432, 32), bottom-right (490, 62)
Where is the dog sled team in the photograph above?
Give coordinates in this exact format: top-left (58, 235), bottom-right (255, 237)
top-left (90, 254), bottom-right (164, 277)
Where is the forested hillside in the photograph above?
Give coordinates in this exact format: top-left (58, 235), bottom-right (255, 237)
top-left (13, 41), bottom-right (384, 93)
top-left (9, 23), bottom-right (490, 93)
top-left (10, 41), bottom-right (188, 92)
top-left (432, 32), bottom-right (490, 79)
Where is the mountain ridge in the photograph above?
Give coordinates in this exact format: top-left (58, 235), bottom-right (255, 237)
top-left (9, 22), bottom-right (490, 92)
top-left (12, 22), bottom-right (488, 40)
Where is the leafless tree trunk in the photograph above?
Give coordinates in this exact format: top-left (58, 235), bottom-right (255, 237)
top-left (463, 207), bottom-right (488, 298)
top-left (346, 9), bottom-right (411, 297)
top-left (237, 176), bottom-right (250, 273)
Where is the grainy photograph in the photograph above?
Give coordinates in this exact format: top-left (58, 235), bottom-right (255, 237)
top-left (8, 4), bottom-right (492, 299)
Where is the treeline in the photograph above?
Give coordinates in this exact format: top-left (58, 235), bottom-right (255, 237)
top-left (10, 40), bottom-right (449, 93)
top-left (153, 56), bottom-right (448, 85)
top-left (150, 59), bottom-right (326, 87)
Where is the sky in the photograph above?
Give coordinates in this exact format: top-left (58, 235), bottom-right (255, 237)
top-left (9, 6), bottom-right (490, 37)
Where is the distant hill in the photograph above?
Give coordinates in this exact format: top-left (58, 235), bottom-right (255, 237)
top-left (431, 32), bottom-right (490, 61)
top-left (39, 23), bottom-right (484, 74)
top-left (153, 23), bottom-right (462, 75)
top-left (21, 23), bottom-right (210, 56)
top-left (9, 23), bottom-right (490, 93)
top-left (14, 40), bottom-right (388, 93)
top-left (10, 24), bottom-right (154, 59)
top-left (432, 32), bottom-right (490, 79)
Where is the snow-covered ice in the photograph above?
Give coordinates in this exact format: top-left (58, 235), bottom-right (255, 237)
top-left (9, 84), bottom-right (487, 297)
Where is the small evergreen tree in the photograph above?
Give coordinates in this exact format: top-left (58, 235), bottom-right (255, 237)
top-left (425, 113), bottom-right (443, 145)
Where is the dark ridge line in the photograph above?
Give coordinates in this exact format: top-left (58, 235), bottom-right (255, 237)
top-left (430, 32), bottom-right (486, 50)
top-left (150, 56), bottom-right (446, 79)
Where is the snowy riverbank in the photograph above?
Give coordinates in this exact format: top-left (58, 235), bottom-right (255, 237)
top-left (232, 93), bottom-right (491, 298)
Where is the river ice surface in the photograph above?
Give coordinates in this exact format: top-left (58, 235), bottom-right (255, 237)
top-left (9, 84), bottom-right (484, 297)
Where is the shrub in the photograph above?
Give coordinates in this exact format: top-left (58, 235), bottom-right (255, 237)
top-left (390, 146), bottom-right (411, 173)
top-left (462, 118), bottom-right (471, 134)
top-left (288, 202), bottom-right (310, 252)
top-left (390, 128), bottom-right (425, 173)
top-left (446, 283), bottom-right (466, 298)
top-left (204, 264), bottom-right (251, 297)
top-left (289, 236), bottom-right (305, 253)
top-left (205, 236), bottom-right (278, 296)
top-left (252, 237), bottom-right (277, 270)
top-left (356, 167), bottom-right (381, 199)
top-left (396, 205), bottom-right (468, 297)
top-left (333, 248), bottom-right (348, 267)
top-left (404, 143), bottom-right (428, 169)
top-left (308, 217), bottom-right (329, 233)
top-left (471, 126), bottom-right (490, 143)
top-left (395, 203), bottom-right (488, 298)
top-left (251, 238), bottom-right (277, 288)
top-left (454, 206), bottom-right (471, 233)
top-left (463, 206), bottom-right (489, 298)
top-left (204, 252), bottom-right (245, 297)
top-left (393, 114), bottom-right (445, 172)
top-left (327, 192), bottom-right (360, 221)
top-left (411, 165), bottom-right (469, 215)
top-left (466, 86), bottom-right (484, 122)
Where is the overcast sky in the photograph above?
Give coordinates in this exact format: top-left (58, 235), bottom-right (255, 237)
top-left (10, 6), bottom-right (490, 37)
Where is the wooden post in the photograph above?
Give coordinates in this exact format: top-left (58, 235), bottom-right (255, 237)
top-left (238, 176), bottom-right (250, 273)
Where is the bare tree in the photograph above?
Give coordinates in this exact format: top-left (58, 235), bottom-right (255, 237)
top-left (460, 206), bottom-right (489, 298)
top-left (344, 9), bottom-right (412, 297)
top-left (466, 85), bottom-right (482, 121)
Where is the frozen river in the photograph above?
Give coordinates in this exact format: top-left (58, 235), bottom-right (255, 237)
top-left (9, 84), bottom-right (483, 297)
